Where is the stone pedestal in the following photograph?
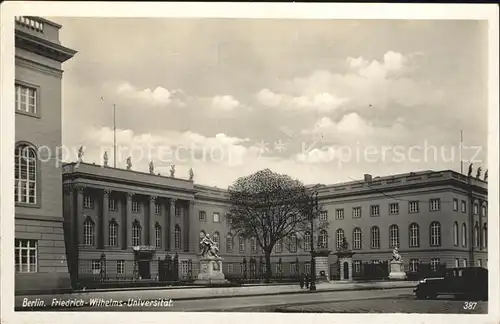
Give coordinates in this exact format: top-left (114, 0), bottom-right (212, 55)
top-left (194, 256), bottom-right (229, 284)
top-left (388, 260), bottom-right (407, 280)
top-left (334, 250), bottom-right (355, 281)
top-left (314, 249), bottom-right (331, 281)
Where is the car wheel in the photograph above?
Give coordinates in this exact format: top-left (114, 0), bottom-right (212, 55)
top-left (416, 291), bottom-right (428, 300)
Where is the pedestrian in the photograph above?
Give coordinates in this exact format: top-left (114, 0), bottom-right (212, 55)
top-left (299, 273), bottom-right (304, 289)
top-left (305, 274), bottom-right (310, 289)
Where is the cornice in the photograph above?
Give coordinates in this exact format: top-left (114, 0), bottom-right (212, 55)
top-left (15, 29), bottom-right (77, 63)
top-left (15, 56), bottom-right (63, 77)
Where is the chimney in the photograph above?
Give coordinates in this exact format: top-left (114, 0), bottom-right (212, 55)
top-left (364, 174), bottom-right (372, 182)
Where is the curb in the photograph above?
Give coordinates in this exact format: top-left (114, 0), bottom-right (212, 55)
top-left (15, 285), bottom-right (416, 311)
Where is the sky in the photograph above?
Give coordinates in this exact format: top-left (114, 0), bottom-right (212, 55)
top-left (50, 17), bottom-right (489, 188)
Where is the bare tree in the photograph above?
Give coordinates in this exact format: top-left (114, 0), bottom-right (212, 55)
top-left (227, 169), bottom-right (328, 281)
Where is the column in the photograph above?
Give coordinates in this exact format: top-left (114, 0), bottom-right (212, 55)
top-left (164, 200), bottom-right (169, 250)
top-left (102, 189), bottom-right (111, 248)
top-left (76, 185), bottom-right (85, 247)
top-left (478, 199), bottom-right (483, 251)
top-left (126, 192), bottom-right (134, 249)
top-left (183, 201), bottom-right (193, 252)
top-left (149, 196), bottom-right (157, 247)
top-left (170, 199), bottom-right (177, 250)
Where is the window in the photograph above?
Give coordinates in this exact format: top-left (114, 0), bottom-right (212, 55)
top-left (319, 210), bottom-right (328, 221)
top-left (476, 259), bottom-right (482, 267)
top-left (352, 228), bottom-right (362, 250)
top-left (109, 199), bottom-right (117, 211)
top-left (174, 225), bottom-right (181, 249)
top-left (353, 260), bottom-right (361, 274)
top-left (14, 145), bottom-right (37, 204)
top-left (199, 211), bottom-right (206, 221)
top-left (319, 230), bottom-right (328, 249)
top-left (430, 222), bottom-right (441, 247)
top-left (455, 258), bottom-right (460, 268)
top-left (181, 261), bottom-right (189, 275)
top-left (117, 260), bottom-right (125, 274)
top-left (15, 83), bottom-right (37, 114)
top-left (239, 237), bottom-right (245, 253)
top-left (213, 232), bottom-right (220, 248)
top-left (155, 203), bottom-right (161, 215)
top-left (430, 198), bottom-right (440, 211)
top-left (226, 233), bottom-right (233, 253)
top-left (275, 240), bottom-right (283, 253)
top-left (213, 212), bottom-right (220, 223)
top-left (155, 224), bottom-right (162, 248)
top-left (481, 205), bottom-right (487, 217)
top-left (251, 237), bottom-right (257, 253)
top-left (409, 259), bottom-right (419, 272)
top-left (304, 232), bottom-right (311, 251)
top-left (335, 208), bottom-right (344, 220)
top-left (474, 224), bottom-right (479, 247)
top-left (453, 199), bottom-right (458, 211)
top-left (370, 226), bottom-right (380, 249)
top-left (91, 260), bottom-right (101, 275)
top-left (132, 221), bottom-right (141, 246)
top-left (352, 207), bottom-right (361, 218)
top-left (84, 195), bottom-right (93, 209)
top-left (463, 259), bottom-right (468, 267)
top-left (304, 262), bottom-right (311, 275)
top-left (409, 223), bottom-right (419, 247)
top-left (175, 206), bottom-right (181, 217)
top-left (83, 217), bottom-right (95, 246)
top-left (409, 201), bottom-right (419, 213)
top-left (289, 235), bottom-right (297, 252)
top-left (132, 200), bottom-right (140, 213)
top-left (336, 229), bottom-right (345, 250)
top-left (226, 213), bottom-right (232, 224)
top-left (453, 222), bottom-right (459, 246)
top-left (228, 264), bottom-right (234, 273)
top-left (473, 203), bottom-right (479, 215)
top-left (389, 225), bottom-right (399, 248)
top-left (462, 223), bottom-right (467, 247)
top-left (276, 263), bottom-right (283, 276)
top-left (15, 239), bottom-right (37, 273)
top-left (370, 205), bottom-right (380, 217)
top-left (389, 203), bottom-right (399, 215)
top-left (290, 262), bottom-right (299, 274)
top-left (430, 258), bottom-right (440, 272)
top-left (482, 224), bottom-right (487, 248)
top-left (108, 220), bottom-right (118, 247)
top-left (461, 200), bottom-right (466, 213)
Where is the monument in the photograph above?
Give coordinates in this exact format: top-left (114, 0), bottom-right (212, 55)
top-left (388, 247), bottom-right (407, 280)
top-left (334, 237), bottom-right (355, 281)
top-left (194, 234), bottom-right (229, 285)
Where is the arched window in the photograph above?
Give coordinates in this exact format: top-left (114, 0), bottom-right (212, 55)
top-left (226, 233), bottom-right (234, 252)
top-left (155, 223), bottom-right (162, 248)
top-left (132, 220), bottom-right (141, 246)
top-left (352, 228), bottom-right (362, 250)
top-left (304, 232), bottom-right (311, 251)
top-left (250, 237), bottom-right (257, 253)
top-left (174, 225), bottom-right (181, 249)
top-left (336, 229), bottom-right (345, 250)
top-left (370, 226), bottom-right (380, 249)
top-left (453, 222), bottom-right (459, 246)
top-left (108, 219), bottom-right (118, 247)
top-left (474, 223), bottom-right (479, 247)
top-left (430, 222), bottom-right (441, 247)
top-left (14, 144), bottom-right (37, 204)
top-left (389, 225), bottom-right (399, 248)
top-left (213, 232), bottom-right (220, 248)
top-left (482, 224), bottom-right (487, 248)
top-left (319, 230), bottom-right (328, 249)
top-left (462, 223), bottom-right (467, 247)
top-left (83, 217), bottom-right (94, 246)
top-left (409, 223), bottom-right (420, 247)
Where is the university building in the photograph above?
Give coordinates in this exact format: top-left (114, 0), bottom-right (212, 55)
top-left (13, 17), bottom-right (489, 292)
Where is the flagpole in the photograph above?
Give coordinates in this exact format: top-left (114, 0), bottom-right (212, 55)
top-left (460, 130), bottom-right (463, 174)
top-left (113, 104), bottom-right (116, 168)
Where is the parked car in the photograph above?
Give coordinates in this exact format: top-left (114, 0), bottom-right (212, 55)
top-left (414, 267), bottom-right (488, 301)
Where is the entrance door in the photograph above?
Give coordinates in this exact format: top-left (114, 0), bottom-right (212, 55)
top-left (343, 262), bottom-right (349, 280)
top-left (138, 260), bottom-right (151, 279)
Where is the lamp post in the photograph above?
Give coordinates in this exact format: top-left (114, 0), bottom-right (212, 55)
top-left (309, 188), bottom-right (319, 291)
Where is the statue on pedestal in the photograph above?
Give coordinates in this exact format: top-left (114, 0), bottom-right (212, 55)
top-left (389, 246), bottom-right (406, 280)
top-left (77, 146), bottom-right (84, 162)
top-left (195, 233), bottom-right (228, 285)
top-left (103, 151), bottom-right (108, 167)
top-left (200, 234), bottom-right (220, 258)
top-left (476, 166), bottom-right (482, 179)
top-left (391, 247), bottom-right (403, 262)
top-left (189, 168), bottom-right (194, 180)
top-left (338, 237), bottom-right (349, 252)
top-left (170, 165), bottom-right (176, 178)
top-left (126, 157), bottom-right (132, 170)
top-left (468, 163), bottom-right (473, 177)
top-left (149, 161), bottom-right (154, 174)
top-left (484, 169), bottom-right (488, 182)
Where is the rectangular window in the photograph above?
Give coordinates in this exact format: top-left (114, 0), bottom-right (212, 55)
top-left (228, 264), bottom-right (234, 273)
top-left (239, 237), bottom-right (245, 253)
top-left (175, 206), bottom-right (181, 217)
top-left (389, 203), bottom-right (399, 215)
top-left (463, 259), bottom-right (467, 267)
top-left (430, 258), bottom-right (440, 272)
top-left (453, 199), bottom-right (458, 211)
top-left (251, 238), bottom-right (257, 253)
top-left (289, 236), bottom-right (297, 253)
top-left (409, 259), bottom-right (419, 272)
top-left (409, 201), bottom-right (419, 213)
top-left (276, 263), bottom-right (283, 276)
top-left (109, 199), bottom-right (117, 211)
top-left (275, 240), bottom-right (283, 253)
top-left (370, 205), bottom-right (380, 217)
top-left (181, 261), bottom-right (189, 275)
top-left (15, 83), bottom-right (37, 114)
top-left (304, 262), bottom-right (311, 275)
top-left (213, 212), bottom-right (220, 223)
top-left (476, 259), bottom-right (482, 267)
top-left (155, 203), bottom-right (161, 215)
top-left (290, 262), bottom-right (298, 274)
top-left (461, 200), bottom-right (467, 213)
top-left (430, 199), bottom-right (440, 211)
top-left (15, 239), bottom-right (37, 273)
top-left (352, 207), bottom-right (361, 218)
top-left (455, 258), bottom-right (460, 268)
top-left (117, 260), bottom-right (125, 274)
top-left (335, 208), bottom-right (344, 220)
top-left (131, 200), bottom-right (140, 213)
top-left (199, 211), bottom-right (206, 221)
top-left (353, 260), bottom-right (361, 274)
top-left (155, 226), bottom-right (162, 248)
top-left (319, 210), bottom-right (328, 221)
top-left (92, 260), bottom-right (101, 275)
top-left (84, 195), bottom-right (93, 209)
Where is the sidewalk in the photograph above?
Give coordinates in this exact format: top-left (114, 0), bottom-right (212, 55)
top-left (15, 281), bottom-right (418, 310)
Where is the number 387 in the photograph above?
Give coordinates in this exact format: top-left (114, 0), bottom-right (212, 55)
top-left (463, 302), bottom-right (478, 310)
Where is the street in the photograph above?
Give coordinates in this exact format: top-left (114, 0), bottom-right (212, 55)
top-left (45, 288), bottom-right (486, 313)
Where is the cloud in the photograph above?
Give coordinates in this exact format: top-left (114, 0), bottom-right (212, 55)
top-left (256, 88), bottom-right (348, 112)
top-left (107, 81), bottom-right (188, 107)
top-left (211, 95), bottom-right (240, 110)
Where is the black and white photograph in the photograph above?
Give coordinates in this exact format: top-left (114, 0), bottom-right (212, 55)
top-left (0, 2), bottom-right (498, 323)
